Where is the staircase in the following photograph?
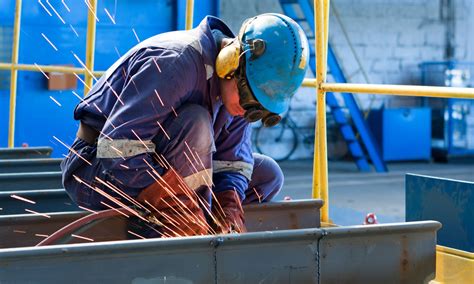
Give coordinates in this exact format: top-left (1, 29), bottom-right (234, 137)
top-left (280, 0), bottom-right (387, 172)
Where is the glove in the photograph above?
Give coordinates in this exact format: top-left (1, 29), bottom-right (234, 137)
top-left (137, 168), bottom-right (209, 237)
top-left (212, 190), bottom-right (247, 234)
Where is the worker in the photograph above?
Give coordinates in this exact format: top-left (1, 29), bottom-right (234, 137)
top-left (61, 13), bottom-right (309, 237)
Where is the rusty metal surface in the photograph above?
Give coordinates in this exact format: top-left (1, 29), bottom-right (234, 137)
top-left (0, 211), bottom-right (86, 249)
top-left (0, 189), bottom-right (78, 215)
top-left (0, 147), bottom-right (53, 159)
top-left (0, 221), bottom-right (440, 283)
top-left (0, 199), bottom-right (322, 248)
top-left (0, 158), bottom-right (61, 173)
top-left (0, 172), bottom-right (62, 191)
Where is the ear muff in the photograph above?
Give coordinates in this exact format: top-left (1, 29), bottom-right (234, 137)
top-left (215, 40), bottom-right (241, 79)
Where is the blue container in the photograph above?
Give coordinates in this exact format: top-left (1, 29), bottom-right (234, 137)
top-left (0, 0), bottom-right (217, 157)
top-left (406, 174), bottom-right (474, 252)
top-left (368, 107), bottom-right (431, 161)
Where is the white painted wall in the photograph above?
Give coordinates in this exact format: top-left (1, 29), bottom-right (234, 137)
top-left (220, 0), bottom-right (473, 159)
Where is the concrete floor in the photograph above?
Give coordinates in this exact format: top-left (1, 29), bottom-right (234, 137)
top-left (275, 158), bottom-right (474, 225)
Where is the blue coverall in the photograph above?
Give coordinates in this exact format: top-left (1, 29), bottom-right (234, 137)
top-left (61, 16), bottom-right (284, 213)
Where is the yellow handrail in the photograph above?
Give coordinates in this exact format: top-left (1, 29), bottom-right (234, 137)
top-left (185, 0), bottom-right (194, 30)
top-left (313, 0), bottom-right (330, 222)
top-left (0, 63), bottom-right (104, 77)
top-left (84, 0), bottom-right (97, 95)
top-left (310, 0), bottom-right (474, 223)
top-left (7, 0), bottom-right (22, 148)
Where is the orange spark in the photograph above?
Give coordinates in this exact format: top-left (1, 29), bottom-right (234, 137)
top-left (49, 96), bottom-right (62, 107)
top-left (156, 121), bottom-right (171, 140)
top-left (35, 234), bottom-right (49, 238)
top-left (53, 136), bottom-right (92, 166)
top-left (253, 187), bottom-right (262, 203)
top-left (46, 0), bottom-right (66, 24)
top-left (127, 230), bottom-right (146, 240)
top-left (78, 205), bottom-right (98, 214)
top-left (171, 106), bottom-right (178, 117)
top-left (93, 102), bottom-right (103, 113)
top-left (25, 209), bottom-right (51, 219)
top-left (132, 28), bottom-right (140, 42)
top-left (104, 8), bottom-right (116, 24)
top-left (152, 58), bottom-right (162, 73)
top-left (72, 90), bottom-right (89, 106)
top-left (69, 24), bottom-right (78, 37)
top-left (34, 63), bottom-right (50, 79)
top-left (61, 0), bottom-right (71, 12)
top-left (71, 234), bottom-right (94, 242)
top-left (73, 72), bottom-right (88, 87)
top-left (131, 129), bottom-right (151, 150)
top-left (71, 52), bottom-right (97, 82)
top-left (84, 0), bottom-right (100, 22)
top-left (38, 0), bottom-right (52, 16)
top-left (100, 202), bottom-right (129, 218)
top-left (154, 89), bottom-right (164, 106)
top-left (13, 230), bottom-right (26, 234)
top-left (41, 33), bottom-right (58, 51)
top-left (10, 194), bottom-right (36, 204)
top-left (105, 80), bottom-right (124, 105)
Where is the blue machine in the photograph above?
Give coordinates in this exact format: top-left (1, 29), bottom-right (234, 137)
top-left (0, 0), bottom-right (218, 157)
top-left (406, 174), bottom-right (474, 252)
top-left (420, 61), bottom-right (474, 160)
top-left (279, 0), bottom-right (387, 172)
top-left (368, 107), bottom-right (432, 161)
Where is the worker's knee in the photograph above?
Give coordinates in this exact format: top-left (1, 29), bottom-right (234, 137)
top-left (154, 104), bottom-right (214, 155)
top-left (245, 153), bottom-right (284, 203)
top-left (177, 104), bottom-right (213, 149)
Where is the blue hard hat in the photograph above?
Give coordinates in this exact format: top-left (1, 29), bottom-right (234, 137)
top-left (239, 13), bottom-right (310, 114)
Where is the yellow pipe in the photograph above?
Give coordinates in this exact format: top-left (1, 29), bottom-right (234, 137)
top-left (312, 0), bottom-right (322, 203)
top-left (318, 0), bottom-right (330, 222)
top-left (0, 62), bottom-right (104, 77)
top-left (8, 0), bottom-right (22, 148)
top-left (84, 0), bottom-right (97, 96)
top-left (322, 83), bottom-right (474, 100)
top-left (185, 0), bottom-right (194, 30)
top-left (302, 78), bottom-right (317, 87)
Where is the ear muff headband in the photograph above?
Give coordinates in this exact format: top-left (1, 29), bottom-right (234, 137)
top-left (215, 16), bottom-right (258, 80)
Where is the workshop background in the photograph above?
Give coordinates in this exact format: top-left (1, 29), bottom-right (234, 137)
top-left (1, 0), bottom-right (473, 223)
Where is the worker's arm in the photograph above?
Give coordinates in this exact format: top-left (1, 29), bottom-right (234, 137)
top-left (212, 115), bottom-right (253, 233)
top-left (213, 115), bottom-right (254, 200)
top-left (97, 47), bottom-right (199, 194)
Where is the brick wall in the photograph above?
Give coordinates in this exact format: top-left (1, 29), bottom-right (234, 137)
top-left (220, 0), bottom-right (473, 159)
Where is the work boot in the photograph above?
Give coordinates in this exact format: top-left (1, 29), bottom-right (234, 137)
top-left (212, 190), bottom-right (247, 234)
top-left (136, 168), bottom-right (209, 237)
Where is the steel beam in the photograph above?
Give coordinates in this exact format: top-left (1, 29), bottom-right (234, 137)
top-left (0, 158), bottom-right (61, 173)
top-left (0, 147), bottom-right (52, 159)
top-left (0, 172), bottom-right (62, 191)
top-left (0, 199), bottom-right (323, 248)
top-left (0, 189), bottom-right (77, 215)
top-left (0, 221), bottom-right (440, 283)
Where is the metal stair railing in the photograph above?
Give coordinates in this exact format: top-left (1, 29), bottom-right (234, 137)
top-left (279, 0), bottom-right (387, 172)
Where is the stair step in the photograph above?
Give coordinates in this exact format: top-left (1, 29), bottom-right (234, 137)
top-left (340, 125), bottom-right (356, 141)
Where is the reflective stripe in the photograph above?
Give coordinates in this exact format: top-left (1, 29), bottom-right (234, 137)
top-left (205, 64), bottom-right (214, 80)
top-left (183, 169), bottom-right (213, 190)
top-left (97, 139), bottom-right (156, 158)
top-left (213, 160), bottom-right (253, 180)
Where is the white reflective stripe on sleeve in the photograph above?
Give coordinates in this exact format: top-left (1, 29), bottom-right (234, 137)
top-left (183, 169), bottom-right (213, 191)
top-left (97, 139), bottom-right (156, 158)
top-left (212, 160), bottom-right (253, 180)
